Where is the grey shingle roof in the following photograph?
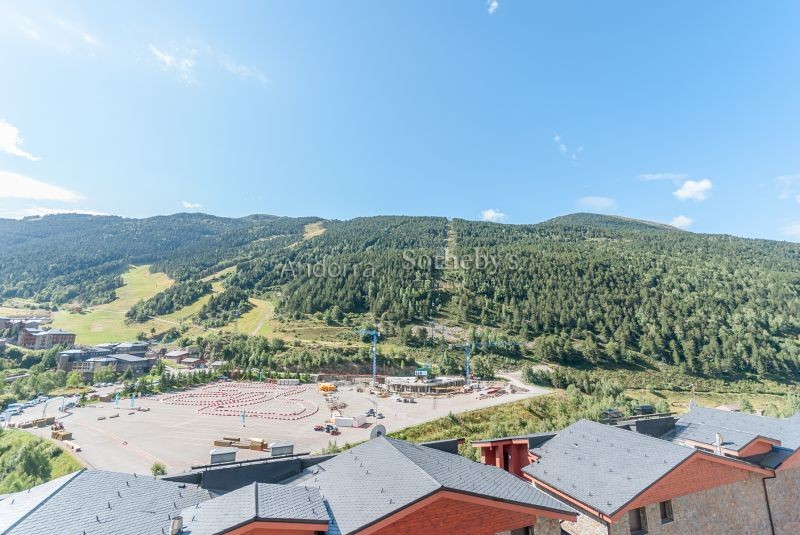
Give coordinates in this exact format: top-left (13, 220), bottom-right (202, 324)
top-left (180, 483), bottom-right (327, 535)
top-left (0, 472), bottom-right (79, 534)
top-left (673, 407), bottom-right (800, 450)
top-left (523, 419), bottom-right (694, 516)
top-left (110, 353), bottom-right (146, 362)
top-left (296, 436), bottom-right (574, 535)
top-left (664, 421), bottom-right (762, 452)
top-left (4, 470), bottom-right (213, 535)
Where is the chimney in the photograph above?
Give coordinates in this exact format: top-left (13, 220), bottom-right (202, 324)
top-left (169, 516), bottom-right (183, 535)
top-left (715, 433), bottom-right (724, 456)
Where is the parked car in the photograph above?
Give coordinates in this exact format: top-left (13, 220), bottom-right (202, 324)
top-left (376, 413), bottom-right (385, 419)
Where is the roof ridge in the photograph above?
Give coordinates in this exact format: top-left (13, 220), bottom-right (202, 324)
top-left (382, 437), bottom-right (444, 490)
top-left (559, 419), bottom-right (693, 452)
top-left (687, 408), bottom-right (792, 436)
top-left (3, 469), bottom-right (85, 534)
top-left (253, 481), bottom-right (259, 520)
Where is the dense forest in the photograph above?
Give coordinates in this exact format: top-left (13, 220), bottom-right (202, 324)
top-left (125, 280), bottom-right (212, 322)
top-left (196, 287), bottom-right (253, 327)
top-left (2, 211), bottom-right (800, 378)
top-left (0, 213), bottom-right (317, 304)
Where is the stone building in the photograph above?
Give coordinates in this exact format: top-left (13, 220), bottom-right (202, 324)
top-left (475, 410), bottom-right (800, 535)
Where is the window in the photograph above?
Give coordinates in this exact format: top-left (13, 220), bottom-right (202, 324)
top-left (659, 500), bottom-right (674, 523)
top-left (629, 507), bottom-right (648, 534)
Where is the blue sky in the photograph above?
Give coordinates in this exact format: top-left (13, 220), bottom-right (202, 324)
top-left (0, 1), bottom-right (799, 241)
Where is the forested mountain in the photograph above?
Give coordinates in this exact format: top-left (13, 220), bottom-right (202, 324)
top-left (2, 212), bottom-right (799, 377)
top-left (125, 280), bottom-right (212, 322)
top-left (0, 213), bottom-right (318, 304)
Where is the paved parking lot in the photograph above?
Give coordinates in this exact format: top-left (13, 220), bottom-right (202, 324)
top-left (24, 379), bottom-right (549, 475)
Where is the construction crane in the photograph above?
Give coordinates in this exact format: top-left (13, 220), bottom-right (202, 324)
top-left (448, 343), bottom-right (474, 386)
top-left (355, 329), bottom-right (379, 386)
top-left (448, 338), bottom-right (520, 386)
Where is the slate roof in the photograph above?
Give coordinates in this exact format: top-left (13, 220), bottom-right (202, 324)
top-left (662, 407), bottom-right (800, 470)
top-left (522, 419), bottom-right (695, 517)
top-left (180, 483), bottom-right (328, 535)
top-left (111, 353), bottom-right (147, 362)
top-left (294, 436), bottom-right (574, 535)
top-left (678, 407), bottom-right (800, 450)
top-left (672, 407), bottom-right (800, 451)
top-left (3, 470), bottom-right (213, 535)
top-left (663, 420), bottom-right (764, 452)
top-left (39, 329), bottom-right (73, 336)
top-left (86, 357), bottom-right (117, 363)
top-left (0, 472), bottom-right (79, 534)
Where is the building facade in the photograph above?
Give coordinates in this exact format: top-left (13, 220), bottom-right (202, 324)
top-left (475, 410), bottom-right (800, 535)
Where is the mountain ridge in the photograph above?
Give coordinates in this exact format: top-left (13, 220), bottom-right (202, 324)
top-left (2, 211), bottom-right (799, 378)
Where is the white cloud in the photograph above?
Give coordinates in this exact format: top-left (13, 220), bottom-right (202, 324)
top-left (219, 56), bottom-right (268, 85)
top-left (149, 44), bottom-right (196, 84)
top-left (670, 215), bottom-right (693, 229)
top-left (638, 173), bottom-right (688, 183)
top-left (0, 206), bottom-right (108, 219)
top-left (777, 174), bottom-right (800, 202)
top-left (54, 18), bottom-right (100, 47)
top-left (487, 0), bottom-right (499, 14)
top-left (481, 208), bottom-right (507, 223)
top-left (181, 201), bottom-right (202, 210)
top-left (0, 170), bottom-right (81, 202)
top-left (554, 134), bottom-right (582, 161)
top-left (784, 221), bottom-right (800, 240)
top-left (673, 178), bottom-right (712, 201)
top-left (577, 196), bottom-right (617, 212)
top-left (5, 8), bottom-right (100, 54)
top-left (148, 42), bottom-right (267, 87)
top-left (0, 120), bottom-right (40, 161)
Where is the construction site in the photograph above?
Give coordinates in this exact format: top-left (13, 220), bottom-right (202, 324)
top-left (12, 372), bottom-right (547, 476)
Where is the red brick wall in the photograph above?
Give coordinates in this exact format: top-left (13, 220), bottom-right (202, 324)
top-left (738, 438), bottom-right (776, 457)
top-left (230, 530), bottom-right (316, 535)
top-left (226, 523), bottom-right (320, 535)
top-left (620, 454), bottom-right (753, 515)
top-left (370, 496), bottom-right (537, 535)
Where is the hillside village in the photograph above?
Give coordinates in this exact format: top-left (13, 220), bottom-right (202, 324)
top-left (3, 0), bottom-right (800, 529)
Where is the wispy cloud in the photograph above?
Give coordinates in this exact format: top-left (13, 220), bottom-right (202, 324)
top-left (777, 174), bottom-right (800, 203)
top-left (0, 206), bottom-right (108, 219)
top-left (4, 6), bottom-right (100, 54)
top-left (149, 44), bottom-right (196, 84)
top-left (487, 0), bottom-right (499, 15)
top-left (673, 178), bottom-right (712, 202)
top-left (784, 221), bottom-right (800, 240)
top-left (481, 208), bottom-right (507, 223)
top-left (148, 42), bottom-right (267, 87)
top-left (638, 173), bottom-right (688, 183)
top-left (0, 120), bottom-right (40, 161)
top-left (181, 200), bottom-right (202, 210)
top-left (553, 133), bottom-right (582, 162)
top-left (0, 170), bottom-right (81, 202)
top-left (218, 56), bottom-right (268, 86)
top-left (54, 17), bottom-right (100, 48)
top-left (577, 196), bottom-right (617, 212)
top-left (670, 215), bottom-right (693, 229)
